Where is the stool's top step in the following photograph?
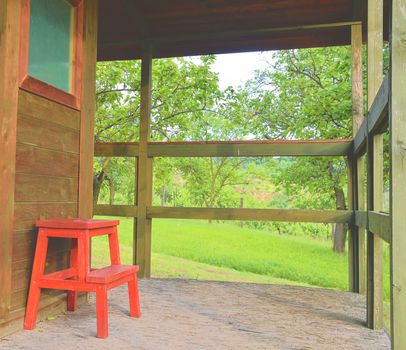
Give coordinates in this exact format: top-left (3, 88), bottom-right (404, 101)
top-left (36, 218), bottom-right (120, 229)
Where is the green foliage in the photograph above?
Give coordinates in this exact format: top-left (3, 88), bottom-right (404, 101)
top-left (244, 47), bottom-right (353, 213)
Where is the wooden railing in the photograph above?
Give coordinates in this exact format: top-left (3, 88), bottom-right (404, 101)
top-left (94, 139), bottom-right (354, 226)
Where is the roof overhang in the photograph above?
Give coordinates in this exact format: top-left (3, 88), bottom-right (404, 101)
top-left (97, 0), bottom-right (388, 61)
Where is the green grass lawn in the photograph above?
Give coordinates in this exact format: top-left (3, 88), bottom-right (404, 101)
top-left (92, 216), bottom-right (390, 298)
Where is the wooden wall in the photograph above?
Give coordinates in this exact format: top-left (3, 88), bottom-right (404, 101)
top-left (11, 90), bottom-right (80, 312)
top-left (0, 0), bottom-right (98, 337)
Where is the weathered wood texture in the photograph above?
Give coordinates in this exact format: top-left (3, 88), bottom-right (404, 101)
top-left (390, 0), bottom-right (406, 347)
top-left (78, 0), bottom-right (98, 219)
top-left (355, 211), bottom-right (391, 243)
top-left (0, 0), bottom-right (21, 318)
top-left (148, 139), bottom-right (353, 157)
top-left (134, 46), bottom-right (153, 278)
top-left (95, 142), bottom-right (139, 157)
top-left (97, 0), bottom-right (375, 60)
top-left (349, 23), bottom-right (364, 293)
top-left (94, 204), bottom-right (138, 217)
top-left (366, 0), bottom-right (384, 330)
top-left (11, 91), bottom-right (80, 313)
top-left (353, 75), bottom-right (389, 154)
top-left (147, 207), bottom-right (353, 223)
top-left (94, 139), bottom-right (353, 158)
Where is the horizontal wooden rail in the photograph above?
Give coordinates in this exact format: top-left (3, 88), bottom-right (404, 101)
top-left (148, 139), bottom-right (352, 157)
top-left (355, 210), bottom-right (391, 243)
top-left (146, 207), bottom-right (353, 223)
top-left (94, 139), bottom-right (353, 158)
top-left (94, 142), bottom-right (139, 157)
top-left (354, 75), bottom-right (389, 155)
top-left (94, 204), bottom-right (138, 217)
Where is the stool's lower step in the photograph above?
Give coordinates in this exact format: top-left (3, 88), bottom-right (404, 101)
top-left (87, 265), bottom-right (139, 284)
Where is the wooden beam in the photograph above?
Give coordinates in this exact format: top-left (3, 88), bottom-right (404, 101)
top-left (349, 23), bottom-right (364, 293)
top-left (100, 21), bottom-right (362, 50)
top-left (134, 45), bottom-right (153, 278)
top-left (355, 211), bottom-right (368, 229)
top-left (147, 207), bottom-right (353, 223)
top-left (155, 21), bottom-right (362, 45)
top-left (0, 0), bottom-right (21, 317)
top-left (355, 211), bottom-right (391, 244)
top-left (366, 0), bottom-right (384, 330)
top-left (94, 204), bottom-right (138, 217)
top-left (368, 212), bottom-right (391, 244)
top-left (78, 0), bottom-right (98, 218)
top-left (148, 139), bottom-right (353, 158)
top-left (94, 142), bottom-right (139, 157)
top-left (390, 0), bottom-right (406, 347)
top-left (353, 75), bottom-right (389, 154)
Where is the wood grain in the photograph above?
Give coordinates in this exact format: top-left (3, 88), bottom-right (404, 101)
top-left (366, 0), bottom-right (383, 330)
top-left (17, 114), bottom-right (80, 154)
top-left (0, 0), bottom-right (21, 317)
top-left (16, 143), bottom-right (79, 178)
top-left (78, 0), bottom-right (98, 219)
top-left (15, 174), bottom-right (78, 203)
top-left (147, 207), bottom-right (353, 223)
top-left (14, 202), bottom-right (78, 231)
top-left (134, 46), bottom-right (153, 278)
top-left (18, 90), bottom-right (80, 131)
top-left (390, 0), bottom-right (406, 346)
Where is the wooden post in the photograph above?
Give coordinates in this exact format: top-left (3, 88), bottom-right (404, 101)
top-left (0, 0), bottom-right (21, 317)
top-left (349, 23), bottom-right (364, 293)
top-left (134, 45), bottom-right (153, 278)
top-left (78, 0), bottom-right (99, 219)
top-left (390, 0), bottom-right (406, 347)
top-left (366, 0), bottom-right (383, 330)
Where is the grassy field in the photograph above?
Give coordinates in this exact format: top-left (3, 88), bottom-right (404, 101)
top-left (92, 216), bottom-right (390, 299)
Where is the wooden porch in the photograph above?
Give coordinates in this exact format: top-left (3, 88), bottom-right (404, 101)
top-left (0, 280), bottom-right (390, 349)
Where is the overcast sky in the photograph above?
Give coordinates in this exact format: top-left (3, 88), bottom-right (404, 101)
top-left (212, 51), bottom-right (275, 90)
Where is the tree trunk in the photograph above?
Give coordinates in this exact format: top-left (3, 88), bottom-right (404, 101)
top-left (107, 177), bottom-right (115, 205)
top-left (93, 158), bottom-right (110, 206)
top-left (161, 185), bottom-right (166, 206)
top-left (333, 186), bottom-right (347, 253)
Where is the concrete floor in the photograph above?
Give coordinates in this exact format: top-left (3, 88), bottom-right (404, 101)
top-left (0, 279), bottom-right (390, 350)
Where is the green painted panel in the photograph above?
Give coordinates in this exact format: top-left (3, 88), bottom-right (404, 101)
top-left (28, 0), bottom-right (73, 92)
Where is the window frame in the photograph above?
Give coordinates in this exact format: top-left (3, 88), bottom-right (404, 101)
top-left (19, 0), bottom-right (84, 110)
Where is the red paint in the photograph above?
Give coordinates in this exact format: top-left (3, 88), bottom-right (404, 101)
top-left (24, 219), bottom-right (140, 339)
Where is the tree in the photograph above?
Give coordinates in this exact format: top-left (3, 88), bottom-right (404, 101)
top-left (94, 57), bottom-right (221, 204)
top-left (245, 47), bottom-right (353, 252)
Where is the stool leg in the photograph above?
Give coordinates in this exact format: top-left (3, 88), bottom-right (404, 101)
top-left (96, 286), bottom-right (108, 338)
top-left (24, 232), bottom-right (48, 330)
top-left (108, 226), bottom-right (121, 265)
top-left (67, 238), bottom-right (78, 311)
top-left (128, 274), bottom-right (141, 318)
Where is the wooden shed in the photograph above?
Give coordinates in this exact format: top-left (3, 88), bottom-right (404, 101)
top-left (0, 0), bottom-right (405, 348)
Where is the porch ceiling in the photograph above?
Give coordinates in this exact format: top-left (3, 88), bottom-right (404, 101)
top-left (97, 0), bottom-right (372, 61)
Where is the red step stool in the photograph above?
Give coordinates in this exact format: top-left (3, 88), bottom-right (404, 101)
top-left (24, 218), bottom-right (140, 338)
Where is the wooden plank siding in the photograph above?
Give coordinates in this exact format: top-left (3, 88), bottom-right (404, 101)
top-left (11, 91), bottom-right (80, 315)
